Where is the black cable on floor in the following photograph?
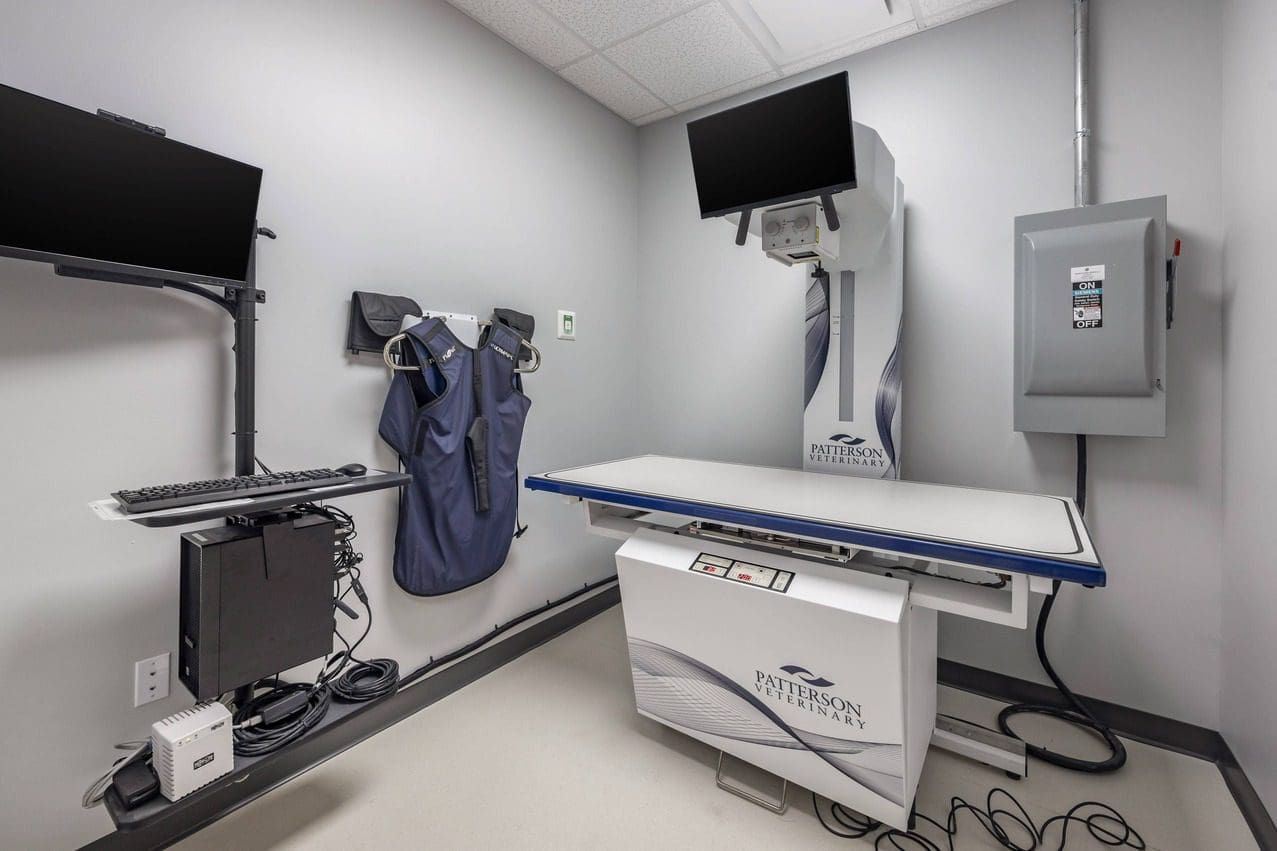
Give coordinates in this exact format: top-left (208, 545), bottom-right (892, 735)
top-left (332, 658), bottom-right (400, 702)
top-left (814, 794), bottom-right (881, 839)
top-left (812, 786), bottom-right (1145, 851)
top-left (996, 434), bottom-right (1127, 773)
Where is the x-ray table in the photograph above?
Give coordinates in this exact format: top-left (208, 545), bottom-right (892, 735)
top-left (525, 456), bottom-right (1104, 828)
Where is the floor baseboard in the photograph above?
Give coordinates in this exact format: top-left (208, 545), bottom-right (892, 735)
top-left (938, 658), bottom-right (1277, 850)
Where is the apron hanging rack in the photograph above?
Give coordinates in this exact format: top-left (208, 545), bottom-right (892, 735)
top-left (382, 322), bottom-right (542, 374)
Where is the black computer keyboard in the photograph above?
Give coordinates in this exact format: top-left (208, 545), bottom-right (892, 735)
top-left (111, 469), bottom-right (353, 514)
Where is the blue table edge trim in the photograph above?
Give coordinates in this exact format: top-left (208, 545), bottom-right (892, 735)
top-left (524, 475), bottom-right (1106, 587)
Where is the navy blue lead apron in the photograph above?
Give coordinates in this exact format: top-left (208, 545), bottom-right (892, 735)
top-left (379, 318), bottom-right (531, 596)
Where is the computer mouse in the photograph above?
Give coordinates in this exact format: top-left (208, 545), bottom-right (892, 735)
top-left (336, 463), bottom-right (368, 477)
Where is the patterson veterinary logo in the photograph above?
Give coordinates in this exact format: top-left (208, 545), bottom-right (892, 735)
top-left (809, 433), bottom-right (887, 469)
top-left (779, 664), bottom-right (835, 688)
top-left (755, 665), bottom-right (865, 729)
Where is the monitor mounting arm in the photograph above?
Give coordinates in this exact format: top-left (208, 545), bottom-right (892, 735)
top-left (735, 208), bottom-right (752, 246)
top-left (820, 193), bottom-right (841, 231)
top-left (52, 225), bottom-right (274, 477)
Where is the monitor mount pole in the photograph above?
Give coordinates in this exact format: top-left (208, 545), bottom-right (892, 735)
top-left (231, 231), bottom-right (268, 477)
top-left (53, 225), bottom-right (273, 478)
top-left (155, 227), bottom-right (271, 478)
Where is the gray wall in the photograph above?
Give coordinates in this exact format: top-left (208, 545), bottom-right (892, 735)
top-left (636, 0), bottom-right (1226, 727)
top-left (1, 0), bottom-right (1261, 843)
top-left (1221, 0), bottom-right (1277, 814)
top-left (0, 1), bottom-right (639, 845)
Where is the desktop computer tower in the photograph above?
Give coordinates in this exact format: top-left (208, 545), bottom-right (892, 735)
top-left (179, 514), bottom-right (335, 700)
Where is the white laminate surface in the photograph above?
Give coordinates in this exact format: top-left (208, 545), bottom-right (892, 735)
top-left (539, 456), bottom-right (1097, 564)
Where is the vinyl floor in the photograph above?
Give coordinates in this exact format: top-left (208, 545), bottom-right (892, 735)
top-left (177, 605), bottom-right (1257, 850)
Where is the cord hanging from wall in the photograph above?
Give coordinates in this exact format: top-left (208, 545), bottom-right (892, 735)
top-left (1000, 0), bottom-right (1127, 775)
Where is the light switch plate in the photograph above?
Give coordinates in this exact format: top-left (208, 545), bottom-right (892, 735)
top-left (134, 652), bottom-right (171, 707)
top-left (557, 309), bottom-right (576, 341)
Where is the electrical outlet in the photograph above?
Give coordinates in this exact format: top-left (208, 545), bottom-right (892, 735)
top-left (557, 309), bottom-right (576, 341)
top-left (134, 652), bottom-right (170, 707)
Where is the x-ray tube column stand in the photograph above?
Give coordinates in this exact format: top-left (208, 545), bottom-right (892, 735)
top-left (802, 124), bottom-right (904, 479)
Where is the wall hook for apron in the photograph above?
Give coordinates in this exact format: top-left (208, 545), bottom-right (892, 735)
top-left (382, 325), bottom-right (542, 374)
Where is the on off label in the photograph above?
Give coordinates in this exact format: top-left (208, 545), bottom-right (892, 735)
top-left (1071, 264), bottom-right (1104, 329)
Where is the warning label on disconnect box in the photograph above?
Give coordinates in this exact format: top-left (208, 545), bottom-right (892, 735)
top-left (1071, 264), bottom-right (1104, 329)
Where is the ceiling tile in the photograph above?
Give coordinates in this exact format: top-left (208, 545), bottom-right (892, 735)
top-left (916, 0), bottom-right (1016, 29)
top-left (778, 19), bottom-right (920, 76)
top-left (742, 0), bottom-right (914, 60)
top-left (538, 0), bottom-right (704, 49)
top-left (671, 70), bottom-right (779, 113)
top-left (559, 55), bottom-right (667, 119)
top-left (446, 0), bottom-right (1031, 124)
top-left (634, 107), bottom-right (676, 126)
top-left (604, 3), bottom-right (775, 105)
top-left (449, 0), bottom-right (591, 68)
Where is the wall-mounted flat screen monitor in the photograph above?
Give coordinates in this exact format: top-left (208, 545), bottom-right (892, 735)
top-left (0, 84), bottom-right (263, 287)
top-left (686, 71), bottom-right (856, 219)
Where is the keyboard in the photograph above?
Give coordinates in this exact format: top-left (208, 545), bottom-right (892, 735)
top-left (111, 469), bottom-right (353, 514)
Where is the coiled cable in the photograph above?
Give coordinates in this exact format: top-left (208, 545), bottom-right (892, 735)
top-left (232, 680), bottom-right (331, 757)
top-left (996, 435), bottom-right (1127, 773)
top-left (333, 658), bottom-right (400, 703)
top-left (814, 785), bottom-right (1144, 850)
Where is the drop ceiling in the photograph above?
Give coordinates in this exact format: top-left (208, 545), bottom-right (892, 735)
top-left (446, 0), bottom-right (1018, 124)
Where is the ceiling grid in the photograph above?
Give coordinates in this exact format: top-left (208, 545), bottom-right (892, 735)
top-left (446, 0), bottom-right (1019, 124)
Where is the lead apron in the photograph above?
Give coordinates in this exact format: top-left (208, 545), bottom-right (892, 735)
top-left (379, 318), bottom-right (532, 596)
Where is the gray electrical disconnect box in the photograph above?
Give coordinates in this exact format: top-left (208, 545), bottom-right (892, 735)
top-left (1013, 195), bottom-right (1168, 437)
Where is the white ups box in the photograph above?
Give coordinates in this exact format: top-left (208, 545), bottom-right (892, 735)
top-left (616, 529), bottom-right (935, 829)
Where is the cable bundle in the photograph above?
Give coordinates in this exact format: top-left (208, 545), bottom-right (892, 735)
top-left (218, 474), bottom-right (401, 757)
top-left (332, 658), bottom-right (400, 702)
top-left (232, 680), bottom-right (332, 757)
top-left (292, 500), bottom-right (400, 702)
top-left (813, 786), bottom-right (1144, 850)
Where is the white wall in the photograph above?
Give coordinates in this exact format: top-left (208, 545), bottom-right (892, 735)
top-left (1221, 0), bottom-right (1277, 815)
top-left (0, 1), bottom-right (639, 845)
top-left (637, 0), bottom-right (1226, 727)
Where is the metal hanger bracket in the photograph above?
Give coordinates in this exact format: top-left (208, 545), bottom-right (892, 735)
top-left (383, 324), bottom-right (541, 374)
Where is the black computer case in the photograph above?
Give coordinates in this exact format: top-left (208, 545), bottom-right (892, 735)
top-left (179, 514), bottom-right (335, 700)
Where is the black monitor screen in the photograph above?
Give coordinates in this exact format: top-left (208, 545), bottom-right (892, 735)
top-left (686, 72), bottom-right (856, 219)
top-left (0, 84), bottom-right (263, 284)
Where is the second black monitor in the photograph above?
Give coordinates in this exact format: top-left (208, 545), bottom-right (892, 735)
top-left (686, 71), bottom-right (857, 219)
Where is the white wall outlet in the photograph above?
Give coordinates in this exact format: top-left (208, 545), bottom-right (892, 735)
top-left (134, 652), bottom-right (171, 707)
top-left (557, 309), bottom-right (576, 341)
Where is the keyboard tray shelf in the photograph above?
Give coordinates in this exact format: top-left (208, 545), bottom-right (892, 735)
top-left (89, 470), bottom-right (410, 527)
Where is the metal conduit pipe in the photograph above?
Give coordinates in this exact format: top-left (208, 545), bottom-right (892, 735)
top-left (1074, 0), bottom-right (1091, 207)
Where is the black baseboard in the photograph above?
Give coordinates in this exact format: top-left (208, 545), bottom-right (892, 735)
top-left (1219, 746), bottom-right (1277, 851)
top-left (938, 658), bottom-right (1277, 850)
top-left (937, 659), bottom-right (1222, 759)
top-left (82, 583), bottom-right (622, 851)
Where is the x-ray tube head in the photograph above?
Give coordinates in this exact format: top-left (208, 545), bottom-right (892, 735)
top-left (762, 202), bottom-right (839, 267)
